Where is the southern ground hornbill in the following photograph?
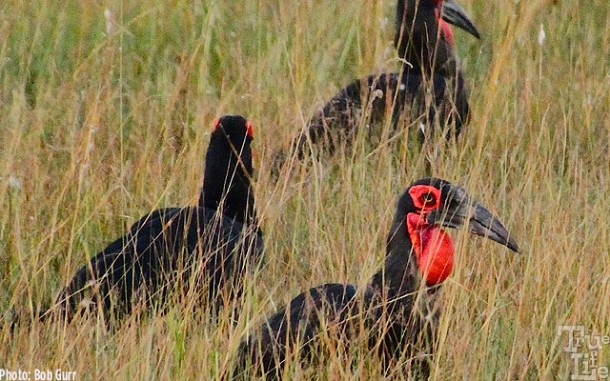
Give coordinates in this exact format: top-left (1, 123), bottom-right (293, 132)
top-left (275, 0), bottom-right (480, 170)
top-left (234, 178), bottom-right (518, 378)
top-left (42, 115), bottom-right (263, 322)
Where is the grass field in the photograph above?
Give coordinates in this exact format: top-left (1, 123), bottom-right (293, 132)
top-left (1, 0), bottom-right (609, 379)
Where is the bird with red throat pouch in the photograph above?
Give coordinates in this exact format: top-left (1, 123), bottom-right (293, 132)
top-left (234, 178), bottom-right (518, 379)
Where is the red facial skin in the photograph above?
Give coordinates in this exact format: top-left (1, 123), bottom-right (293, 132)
top-left (434, 2), bottom-right (456, 48)
top-left (245, 121), bottom-right (254, 138)
top-left (439, 19), bottom-right (455, 47)
top-left (406, 185), bottom-right (455, 286)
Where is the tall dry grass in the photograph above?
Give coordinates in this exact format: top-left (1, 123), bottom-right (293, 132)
top-left (1, 0), bottom-right (609, 379)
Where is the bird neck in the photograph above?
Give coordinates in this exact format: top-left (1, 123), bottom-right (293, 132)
top-left (371, 221), bottom-right (420, 303)
top-left (395, 0), bottom-right (457, 76)
top-left (370, 212), bottom-right (454, 302)
top-left (199, 142), bottom-right (257, 226)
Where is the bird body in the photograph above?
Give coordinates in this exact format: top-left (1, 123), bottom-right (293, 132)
top-left (235, 178), bottom-right (518, 379)
top-left (293, 69), bottom-right (469, 158)
top-left (277, 0), bottom-right (480, 167)
top-left (47, 115), bottom-right (262, 321)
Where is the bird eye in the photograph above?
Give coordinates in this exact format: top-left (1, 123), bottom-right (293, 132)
top-left (420, 193), bottom-right (436, 205)
top-left (408, 185), bottom-right (441, 211)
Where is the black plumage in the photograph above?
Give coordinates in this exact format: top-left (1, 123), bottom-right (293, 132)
top-left (276, 0), bottom-right (480, 167)
top-left (234, 178), bottom-right (518, 379)
top-left (47, 114), bottom-right (262, 321)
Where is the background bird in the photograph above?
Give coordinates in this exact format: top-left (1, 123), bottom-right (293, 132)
top-left (234, 178), bottom-right (518, 379)
top-left (275, 0), bottom-right (480, 170)
top-left (44, 115), bottom-right (263, 322)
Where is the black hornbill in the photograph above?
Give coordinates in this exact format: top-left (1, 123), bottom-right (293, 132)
top-left (45, 115), bottom-right (263, 321)
top-left (234, 178), bottom-right (518, 379)
top-left (276, 0), bottom-right (480, 168)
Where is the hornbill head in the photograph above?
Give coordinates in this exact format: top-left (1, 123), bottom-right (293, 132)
top-left (202, 115), bottom-right (257, 225)
top-left (397, 178), bottom-right (518, 285)
top-left (395, 0), bottom-right (480, 72)
top-left (209, 114), bottom-right (255, 176)
top-left (440, 0), bottom-right (480, 39)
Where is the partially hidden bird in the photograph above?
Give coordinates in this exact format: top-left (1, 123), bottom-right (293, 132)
top-left (234, 178), bottom-right (518, 379)
top-left (44, 114), bottom-right (263, 322)
top-left (276, 0), bottom-right (480, 170)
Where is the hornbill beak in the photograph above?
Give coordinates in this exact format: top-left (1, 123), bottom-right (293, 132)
top-left (426, 185), bottom-right (519, 253)
top-left (441, 0), bottom-right (481, 39)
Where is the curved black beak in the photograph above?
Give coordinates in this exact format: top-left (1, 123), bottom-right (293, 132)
top-left (465, 203), bottom-right (519, 252)
top-left (426, 185), bottom-right (519, 253)
top-left (441, 0), bottom-right (481, 39)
